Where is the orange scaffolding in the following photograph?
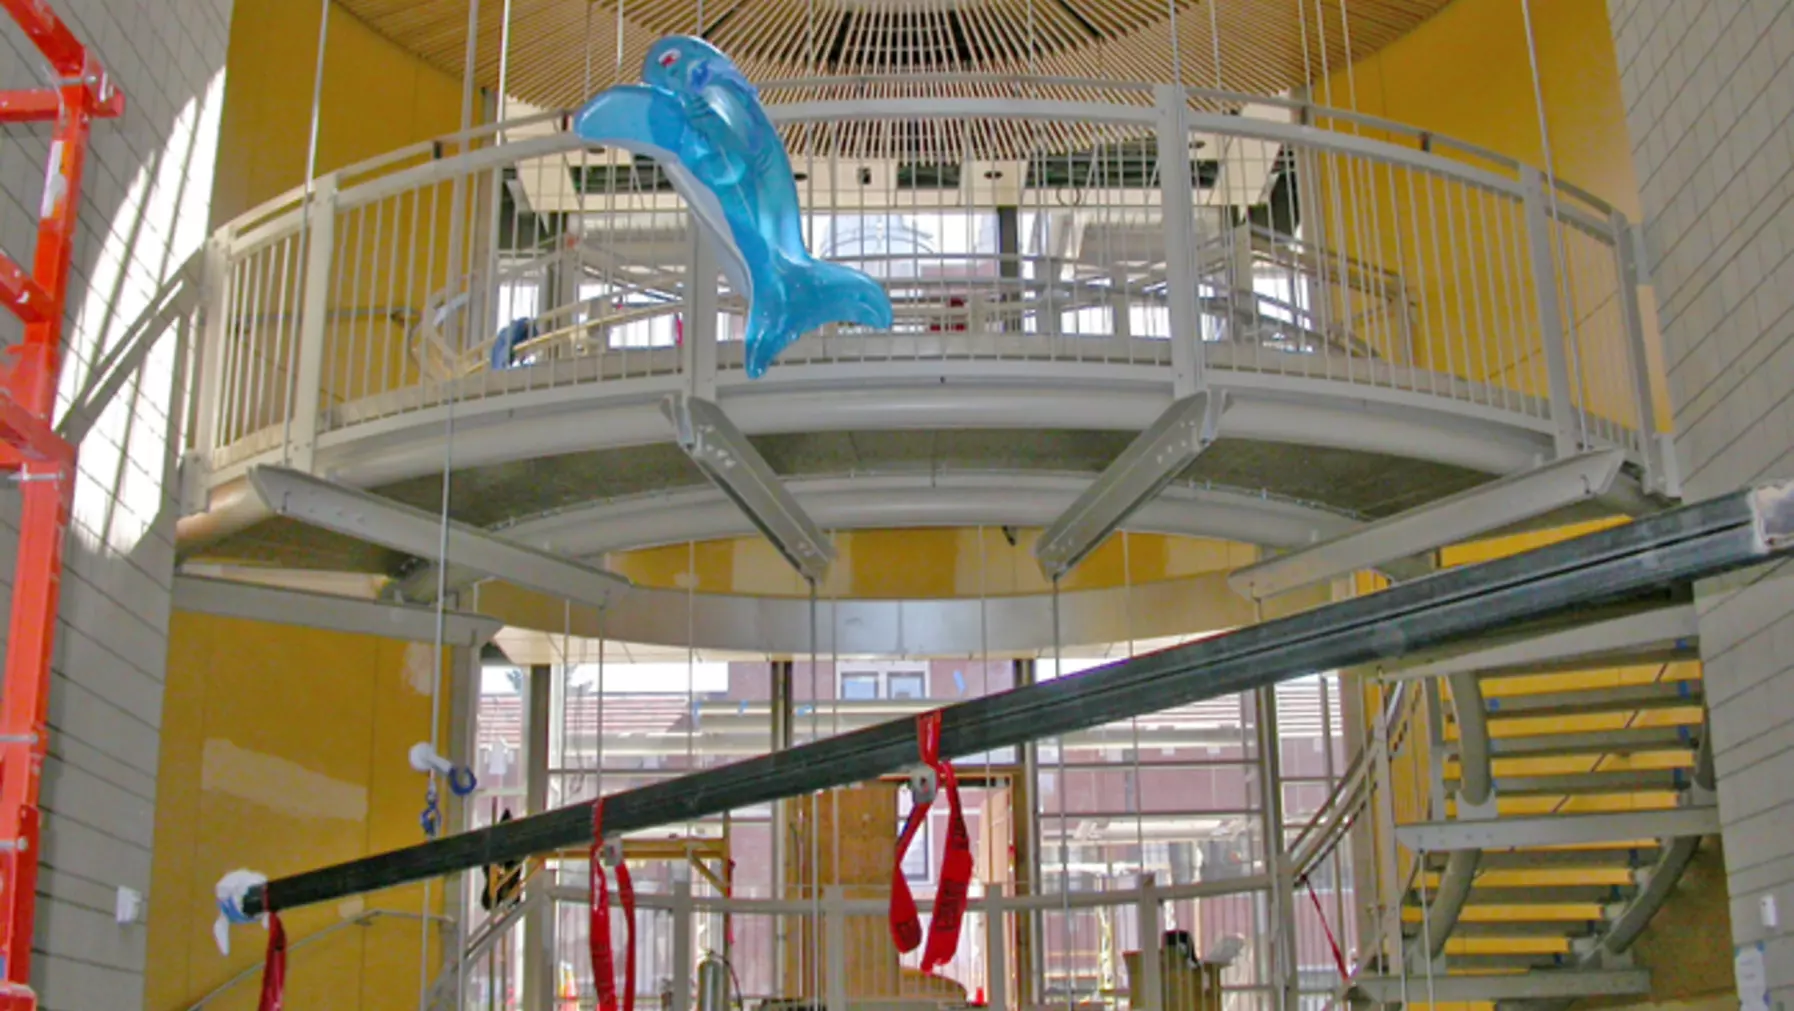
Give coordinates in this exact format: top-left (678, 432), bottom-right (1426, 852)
top-left (0, 1), bottom-right (123, 1005)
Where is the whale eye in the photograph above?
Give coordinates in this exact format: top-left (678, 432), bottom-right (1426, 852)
top-left (658, 49), bottom-right (681, 69)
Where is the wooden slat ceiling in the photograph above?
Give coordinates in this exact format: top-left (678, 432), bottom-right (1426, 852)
top-left (337, 0), bottom-right (1451, 112)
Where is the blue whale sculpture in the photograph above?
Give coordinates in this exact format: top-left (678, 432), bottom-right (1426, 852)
top-left (573, 37), bottom-right (894, 378)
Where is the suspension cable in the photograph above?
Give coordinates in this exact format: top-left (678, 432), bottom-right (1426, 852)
top-left (1519, 0), bottom-right (1590, 451)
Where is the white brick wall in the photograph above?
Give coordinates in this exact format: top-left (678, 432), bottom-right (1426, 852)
top-left (0, 0), bottom-right (228, 1007)
top-left (1609, 0), bottom-right (1794, 998)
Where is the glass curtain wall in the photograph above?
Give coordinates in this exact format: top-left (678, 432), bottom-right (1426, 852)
top-left (466, 648), bottom-right (1356, 1010)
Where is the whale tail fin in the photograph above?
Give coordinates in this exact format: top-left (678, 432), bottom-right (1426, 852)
top-left (787, 258), bottom-right (894, 335)
top-left (743, 257), bottom-right (895, 378)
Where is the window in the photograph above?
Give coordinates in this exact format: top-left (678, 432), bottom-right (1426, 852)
top-left (888, 672), bottom-right (926, 699)
top-left (837, 662), bottom-right (929, 700)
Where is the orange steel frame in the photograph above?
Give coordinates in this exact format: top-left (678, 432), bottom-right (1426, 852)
top-left (0, 1), bottom-right (123, 1005)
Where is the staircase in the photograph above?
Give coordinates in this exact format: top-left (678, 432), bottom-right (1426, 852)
top-left (1350, 602), bottom-right (1714, 1008)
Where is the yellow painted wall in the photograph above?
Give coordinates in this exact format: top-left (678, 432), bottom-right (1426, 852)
top-left (212, 0), bottom-right (468, 225)
top-left (211, 0), bottom-right (473, 438)
top-left (1310, 0), bottom-right (1671, 431)
top-left (146, 612), bottom-right (453, 1010)
top-left (607, 529), bottom-right (1259, 598)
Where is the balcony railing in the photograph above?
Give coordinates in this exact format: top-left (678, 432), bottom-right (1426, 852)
top-left (183, 78), bottom-right (1666, 495)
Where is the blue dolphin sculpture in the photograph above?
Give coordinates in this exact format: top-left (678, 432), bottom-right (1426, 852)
top-left (573, 37), bottom-right (895, 378)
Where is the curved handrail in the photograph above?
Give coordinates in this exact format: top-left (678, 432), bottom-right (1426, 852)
top-left (191, 75), bottom-right (1651, 494)
top-left (183, 908), bottom-right (453, 1010)
top-left (1290, 680), bottom-right (1421, 883)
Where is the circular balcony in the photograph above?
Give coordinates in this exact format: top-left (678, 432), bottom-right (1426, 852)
top-left (178, 78), bottom-right (1670, 606)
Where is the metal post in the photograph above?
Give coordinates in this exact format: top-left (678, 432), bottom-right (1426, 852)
top-left (684, 226), bottom-right (719, 399)
top-left (1610, 210), bottom-right (1664, 491)
top-left (522, 663), bottom-right (554, 1011)
top-left (824, 886), bottom-right (847, 1011)
top-left (1520, 166), bottom-right (1578, 458)
top-left (985, 888), bottom-right (1009, 1011)
top-left (1155, 84), bottom-right (1205, 398)
top-left (287, 172), bottom-right (337, 472)
top-left (1338, 664), bottom-right (1378, 966)
top-left (1422, 678), bottom-right (1448, 820)
top-left (771, 659), bottom-right (793, 990)
top-left (1256, 687), bottom-right (1299, 1011)
top-left (1136, 872), bottom-right (1163, 1011)
top-left (672, 873), bottom-right (695, 1011)
top-left (1111, 267), bottom-right (1132, 341)
top-left (1370, 680), bottom-right (1405, 980)
top-left (997, 206), bottom-right (1021, 333)
top-left (1015, 658), bottom-right (1043, 1005)
top-left (190, 234), bottom-right (231, 476)
top-left (442, 641), bottom-right (478, 1005)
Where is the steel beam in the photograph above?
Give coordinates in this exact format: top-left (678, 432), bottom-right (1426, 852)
top-left (1396, 807), bottom-right (1720, 852)
top-left (1230, 448), bottom-right (1627, 601)
top-left (1388, 603), bottom-right (1698, 682)
top-left (1034, 391), bottom-right (1220, 580)
top-left (172, 575), bottom-right (502, 647)
top-left (247, 465), bottom-right (632, 609)
top-left (1352, 970), bottom-right (1650, 1003)
top-left (663, 392), bottom-right (834, 582)
top-left (58, 259), bottom-right (197, 447)
top-left (229, 481), bottom-right (1793, 919)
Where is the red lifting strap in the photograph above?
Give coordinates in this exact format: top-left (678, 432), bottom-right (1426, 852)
top-left (1301, 875), bottom-right (1349, 980)
top-left (257, 912), bottom-right (287, 1011)
top-left (591, 799), bottom-right (638, 1011)
top-left (887, 711), bottom-right (974, 974)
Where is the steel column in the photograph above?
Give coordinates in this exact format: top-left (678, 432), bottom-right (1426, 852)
top-left (1135, 874), bottom-right (1162, 1011)
top-left (1255, 687), bottom-right (1299, 1011)
top-left (1369, 679), bottom-right (1405, 980)
top-left (1014, 658), bottom-right (1043, 1006)
top-left (522, 664), bottom-right (554, 1011)
top-left (683, 228), bottom-right (719, 400)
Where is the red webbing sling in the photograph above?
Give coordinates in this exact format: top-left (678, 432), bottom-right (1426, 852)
top-left (257, 911), bottom-right (287, 1011)
top-left (888, 711), bottom-right (974, 973)
top-left (591, 799), bottom-right (638, 1011)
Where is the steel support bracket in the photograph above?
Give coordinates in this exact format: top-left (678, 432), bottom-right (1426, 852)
top-left (1230, 448), bottom-right (1627, 601)
top-left (173, 575), bottom-right (504, 647)
top-left (1035, 390), bottom-right (1221, 580)
top-left (1354, 970), bottom-right (1650, 1003)
top-left (1387, 603), bottom-right (1698, 682)
top-left (1396, 807), bottom-right (1720, 852)
top-left (663, 392), bottom-right (834, 583)
top-left (246, 465), bottom-right (633, 609)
